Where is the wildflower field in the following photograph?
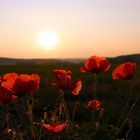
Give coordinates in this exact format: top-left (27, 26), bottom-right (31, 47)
top-left (0, 56), bottom-right (140, 140)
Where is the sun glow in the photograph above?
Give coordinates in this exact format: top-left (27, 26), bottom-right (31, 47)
top-left (37, 31), bottom-right (59, 49)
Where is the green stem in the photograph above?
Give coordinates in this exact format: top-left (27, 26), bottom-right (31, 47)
top-left (98, 108), bottom-right (104, 123)
top-left (91, 75), bottom-right (98, 132)
top-left (39, 120), bottom-right (44, 140)
top-left (60, 91), bottom-right (69, 122)
top-left (93, 76), bottom-right (97, 99)
top-left (118, 95), bottom-right (139, 135)
top-left (118, 80), bottom-right (133, 126)
top-left (72, 101), bottom-right (80, 122)
top-left (27, 93), bottom-right (35, 139)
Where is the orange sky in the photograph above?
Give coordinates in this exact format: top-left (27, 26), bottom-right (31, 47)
top-left (0, 0), bottom-right (140, 58)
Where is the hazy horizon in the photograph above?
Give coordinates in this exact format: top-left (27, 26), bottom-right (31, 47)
top-left (0, 0), bottom-right (140, 58)
top-left (0, 53), bottom-right (139, 60)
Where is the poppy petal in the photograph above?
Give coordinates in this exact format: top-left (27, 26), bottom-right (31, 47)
top-left (112, 62), bottom-right (136, 80)
top-left (81, 56), bottom-right (110, 74)
top-left (53, 123), bottom-right (67, 134)
top-left (99, 59), bottom-right (111, 72)
top-left (72, 80), bottom-right (82, 95)
top-left (87, 99), bottom-right (102, 110)
top-left (80, 67), bottom-right (87, 73)
top-left (43, 122), bottom-right (67, 134)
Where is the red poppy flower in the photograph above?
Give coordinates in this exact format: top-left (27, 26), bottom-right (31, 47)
top-left (86, 99), bottom-right (102, 110)
top-left (2, 72), bottom-right (18, 80)
top-left (47, 69), bottom-right (82, 95)
top-left (0, 86), bottom-right (17, 104)
top-left (112, 62), bottom-right (136, 80)
top-left (43, 122), bottom-right (68, 134)
top-left (2, 73), bottom-right (40, 95)
top-left (0, 73), bottom-right (18, 84)
top-left (80, 56), bottom-right (110, 75)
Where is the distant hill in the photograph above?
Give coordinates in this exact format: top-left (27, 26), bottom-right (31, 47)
top-left (0, 57), bottom-right (84, 65)
top-left (0, 54), bottom-right (139, 65)
top-left (108, 53), bottom-right (140, 64)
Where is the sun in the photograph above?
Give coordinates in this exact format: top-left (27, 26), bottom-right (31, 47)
top-left (37, 31), bottom-right (59, 49)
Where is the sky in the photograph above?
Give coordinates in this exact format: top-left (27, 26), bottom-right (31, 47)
top-left (0, 0), bottom-right (140, 58)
